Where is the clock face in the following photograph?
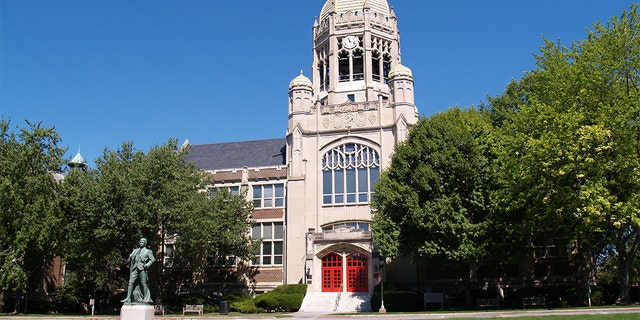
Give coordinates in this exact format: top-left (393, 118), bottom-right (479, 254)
top-left (343, 36), bottom-right (359, 49)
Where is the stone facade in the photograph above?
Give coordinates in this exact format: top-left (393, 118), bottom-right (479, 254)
top-left (187, 0), bottom-right (418, 294)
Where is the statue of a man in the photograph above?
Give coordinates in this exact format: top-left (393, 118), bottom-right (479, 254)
top-left (122, 237), bottom-right (155, 304)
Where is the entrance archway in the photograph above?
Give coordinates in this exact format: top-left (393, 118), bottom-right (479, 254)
top-left (321, 252), bottom-right (342, 292)
top-left (347, 252), bottom-right (368, 292)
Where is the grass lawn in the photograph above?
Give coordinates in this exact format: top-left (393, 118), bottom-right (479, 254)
top-left (454, 315), bottom-right (639, 320)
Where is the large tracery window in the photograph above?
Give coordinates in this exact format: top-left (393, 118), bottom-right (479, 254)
top-left (322, 143), bottom-right (380, 204)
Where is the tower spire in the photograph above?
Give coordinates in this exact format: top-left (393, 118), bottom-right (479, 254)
top-left (69, 146), bottom-right (87, 171)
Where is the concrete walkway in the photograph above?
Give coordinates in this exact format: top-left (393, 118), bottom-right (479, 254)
top-left (1, 307), bottom-right (640, 319)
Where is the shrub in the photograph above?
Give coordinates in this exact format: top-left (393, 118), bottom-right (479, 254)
top-left (223, 292), bottom-right (252, 303)
top-left (370, 284), bottom-right (423, 312)
top-left (255, 295), bottom-right (280, 312)
top-left (253, 284), bottom-right (307, 312)
top-left (274, 284), bottom-right (307, 295)
top-left (231, 299), bottom-right (262, 313)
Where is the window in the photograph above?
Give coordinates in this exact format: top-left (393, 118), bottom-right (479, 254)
top-left (337, 40), bottom-right (364, 83)
top-left (383, 53), bottom-right (392, 83)
top-left (252, 222), bottom-right (284, 266)
top-left (163, 244), bottom-right (175, 267)
top-left (209, 185), bottom-right (240, 198)
top-left (352, 48), bottom-right (364, 80)
top-left (322, 222), bottom-right (370, 232)
top-left (339, 51), bottom-right (350, 82)
top-left (372, 50), bottom-right (381, 82)
top-left (252, 184), bottom-right (284, 208)
top-left (322, 143), bottom-right (380, 204)
top-left (318, 60), bottom-right (330, 92)
top-left (347, 94), bottom-right (355, 102)
top-left (208, 255), bottom-right (237, 267)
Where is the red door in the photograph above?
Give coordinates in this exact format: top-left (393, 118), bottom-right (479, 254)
top-left (347, 252), bottom-right (368, 292)
top-left (322, 253), bottom-right (342, 292)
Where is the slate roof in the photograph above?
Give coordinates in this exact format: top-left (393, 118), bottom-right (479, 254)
top-left (185, 138), bottom-right (286, 171)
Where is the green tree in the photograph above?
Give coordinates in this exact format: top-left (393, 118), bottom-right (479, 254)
top-left (371, 107), bottom-right (514, 306)
top-left (490, 4), bottom-right (640, 304)
top-left (60, 139), bottom-right (255, 306)
top-left (0, 119), bottom-right (66, 312)
top-left (172, 186), bottom-right (256, 288)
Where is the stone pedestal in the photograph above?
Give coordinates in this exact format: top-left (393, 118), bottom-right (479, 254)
top-left (121, 304), bottom-right (154, 320)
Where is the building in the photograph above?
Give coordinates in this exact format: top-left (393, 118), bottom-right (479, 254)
top-left (186, 0), bottom-right (418, 297)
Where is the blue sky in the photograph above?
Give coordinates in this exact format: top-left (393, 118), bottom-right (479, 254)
top-left (1, 0), bottom-right (636, 168)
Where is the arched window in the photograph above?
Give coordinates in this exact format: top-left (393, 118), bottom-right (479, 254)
top-left (372, 50), bottom-right (381, 82)
top-left (322, 143), bottom-right (380, 204)
top-left (318, 60), bottom-right (330, 92)
top-left (382, 53), bottom-right (392, 83)
top-left (338, 50), bottom-right (350, 82)
top-left (352, 48), bottom-right (364, 80)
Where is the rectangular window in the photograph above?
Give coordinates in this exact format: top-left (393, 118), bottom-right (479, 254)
top-left (370, 167), bottom-right (379, 193)
top-left (334, 170), bottom-right (344, 203)
top-left (274, 242), bottom-right (283, 264)
top-left (275, 184), bottom-right (284, 207)
top-left (263, 223), bottom-right (273, 240)
top-left (323, 170), bottom-right (333, 204)
top-left (252, 222), bottom-right (284, 266)
top-left (346, 168), bottom-right (356, 203)
top-left (357, 167), bottom-right (368, 202)
top-left (210, 185), bottom-right (240, 198)
top-left (252, 183), bottom-right (285, 208)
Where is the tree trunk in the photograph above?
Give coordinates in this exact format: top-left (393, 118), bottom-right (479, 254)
top-left (575, 239), bottom-right (595, 305)
top-left (617, 247), bottom-right (631, 304)
top-left (615, 226), bottom-right (640, 305)
top-left (465, 262), bottom-right (476, 309)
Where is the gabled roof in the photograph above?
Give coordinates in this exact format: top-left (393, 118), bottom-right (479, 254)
top-left (185, 138), bottom-right (286, 171)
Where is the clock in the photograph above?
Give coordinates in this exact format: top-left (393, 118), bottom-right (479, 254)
top-left (342, 36), bottom-right (359, 49)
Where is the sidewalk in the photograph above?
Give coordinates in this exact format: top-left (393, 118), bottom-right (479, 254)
top-left (2, 307), bottom-right (640, 320)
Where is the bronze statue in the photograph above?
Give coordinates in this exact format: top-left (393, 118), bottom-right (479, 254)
top-left (121, 237), bottom-right (155, 304)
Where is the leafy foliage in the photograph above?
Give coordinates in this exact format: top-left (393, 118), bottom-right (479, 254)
top-left (0, 119), bottom-right (65, 297)
top-left (371, 108), bottom-right (511, 265)
top-left (489, 4), bottom-right (640, 304)
top-left (59, 139), bottom-right (255, 306)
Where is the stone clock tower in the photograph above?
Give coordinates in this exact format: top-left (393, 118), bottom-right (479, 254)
top-left (285, 0), bottom-right (418, 296)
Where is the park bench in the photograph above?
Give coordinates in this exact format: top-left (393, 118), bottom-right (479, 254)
top-left (423, 293), bottom-right (444, 309)
top-left (154, 305), bottom-right (167, 315)
top-left (183, 304), bottom-right (204, 315)
top-left (477, 298), bottom-right (500, 309)
top-left (522, 296), bottom-right (545, 308)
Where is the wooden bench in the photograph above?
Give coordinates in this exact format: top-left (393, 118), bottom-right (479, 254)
top-left (477, 298), bottom-right (500, 309)
top-left (183, 304), bottom-right (204, 315)
top-left (154, 305), bottom-right (167, 315)
top-left (423, 293), bottom-right (444, 309)
top-left (522, 296), bottom-right (545, 308)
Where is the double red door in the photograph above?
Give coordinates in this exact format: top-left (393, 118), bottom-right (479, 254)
top-left (322, 252), bottom-right (368, 292)
top-left (347, 252), bottom-right (368, 292)
top-left (322, 253), bottom-right (342, 292)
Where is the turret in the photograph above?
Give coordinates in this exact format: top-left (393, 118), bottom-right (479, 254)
top-left (288, 70), bottom-right (314, 114)
top-left (68, 150), bottom-right (87, 172)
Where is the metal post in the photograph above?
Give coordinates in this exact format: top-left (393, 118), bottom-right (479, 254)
top-left (379, 259), bottom-right (386, 313)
